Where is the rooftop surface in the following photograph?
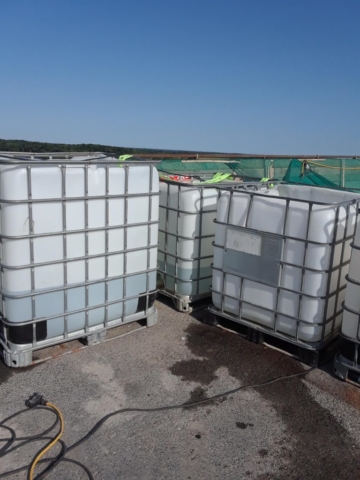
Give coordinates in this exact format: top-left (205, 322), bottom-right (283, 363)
top-left (1, 299), bottom-right (360, 480)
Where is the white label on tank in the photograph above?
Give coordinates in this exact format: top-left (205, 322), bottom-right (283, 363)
top-left (226, 228), bottom-right (262, 256)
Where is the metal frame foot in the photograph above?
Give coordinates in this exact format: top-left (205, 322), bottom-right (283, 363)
top-left (84, 330), bottom-right (107, 346)
top-left (146, 308), bottom-right (158, 327)
top-left (2, 349), bottom-right (33, 368)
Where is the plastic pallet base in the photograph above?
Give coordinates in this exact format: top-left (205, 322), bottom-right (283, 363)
top-left (334, 352), bottom-right (360, 387)
top-left (159, 291), bottom-right (211, 313)
top-left (1, 309), bottom-right (158, 369)
top-left (203, 310), bottom-right (340, 368)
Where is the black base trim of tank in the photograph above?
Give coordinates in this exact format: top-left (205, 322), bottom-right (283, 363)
top-left (337, 338), bottom-right (359, 363)
top-left (136, 291), bottom-right (157, 313)
top-left (7, 321), bottom-right (47, 344)
top-left (205, 313), bottom-right (344, 367)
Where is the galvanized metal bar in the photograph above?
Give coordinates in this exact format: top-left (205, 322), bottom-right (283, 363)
top-left (211, 241), bottom-right (349, 275)
top-left (0, 191), bottom-right (160, 206)
top-left (196, 186), bottom-right (204, 296)
top-left (208, 305), bottom-right (326, 352)
top-left (331, 203), bottom-right (350, 338)
top-left (0, 305), bottom-right (155, 355)
top-left (213, 219), bottom-right (355, 247)
top-left (321, 205), bottom-right (340, 343)
top-left (85, 166), bottom-right (89, 334)
top-left (0, 285), bottom-right (295, 327)
top-left (221, 190), bottom-right (236, 314)
top-left (26, 166), bottom-right (37, 348)
top-left (159, 205), bottom-right (217, 216)
top-left (161, 182), bottom-right (171, 292)
top-left (122, 165), bottom-right (129, 319)
top-left (127, 153), bottom-right (360, 160)
top-left (0, 271), bottom-right (159, 328)
top-left (210, 263), bottom-right (343, 300)
top-left (209, 286), bottom-right (340, 329)
top-left (0, 220), bottom-right (159, 241)
top-left (237, 191), bottom-right (255, 320)
top-left (0, 323), bottom-right (147, 365)
top-left (213, 187), bottom-right (359, 208)
top-left (352, 201), bottom-right (360, 344)
top-left (273, 198), bottom-right (289, 335)
top-left (105, 165), bottom-right (109, 328)
top-left (158, 230), bottom-right (215, 243)
top-left (174, 182), bottom-right (181, 297)
top-left (156, 270), bottom-right (213, 284)
top-left (62, 166), bottom-right (68, 339)
top-left (1, 267), bottom-right (158, 300)
top-left (0, 243), bottom-right (159, 271)
top-left (0, 154), bottom-right (160, 165)
top-left (145, 165), bottom-right (154, 313)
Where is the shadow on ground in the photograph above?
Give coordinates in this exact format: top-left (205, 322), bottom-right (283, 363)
top-left (170, 319), bottom-right (360, 480)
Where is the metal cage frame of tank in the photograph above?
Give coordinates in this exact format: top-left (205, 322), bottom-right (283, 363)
top-left (158, 179), bottom-right (276, 312)
top-left (334, 265), bottom-right (360, 385)
top-left (334, 341), bottom-right (360, 385)
top-left (0, 153), bottom-right (159, 367)
top-left (209, 187), bottom-right (360, 351)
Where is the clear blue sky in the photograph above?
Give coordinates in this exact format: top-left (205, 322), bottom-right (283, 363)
top-left (1, 0), bottom-right (359, 154)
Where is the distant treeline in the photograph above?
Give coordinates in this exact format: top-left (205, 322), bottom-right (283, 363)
top-left (0, 139), bottom-right (193, 156)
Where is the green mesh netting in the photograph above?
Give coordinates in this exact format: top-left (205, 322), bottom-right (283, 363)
top-left (300, 159), bottom-right (360, 191)
top-left (157, 157), bottom-right (360, 189)
top-left (157, 158), bottom-right (276, 181)
top-left (283, 159), bottom-right (345, 190)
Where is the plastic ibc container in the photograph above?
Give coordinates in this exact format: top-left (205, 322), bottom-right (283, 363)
top-left (0, 153), bottom-right (159, 367)
top-left (334, 224), bottom-right (360, 383)
top-left (158, 177), bottom-right (268, 312)
top-left (210, 184), bottom-right (360, 349)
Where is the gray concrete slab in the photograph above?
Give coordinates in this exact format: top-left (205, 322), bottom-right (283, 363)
top-left (1, 299), bottom-right (360, 480)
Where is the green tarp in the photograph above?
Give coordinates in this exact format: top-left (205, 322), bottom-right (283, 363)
top-left (283, 159), bottom-right (345, 190)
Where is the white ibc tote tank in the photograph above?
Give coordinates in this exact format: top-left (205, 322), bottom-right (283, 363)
top-left (339, 224), bottom-right (360, 340)
top-left (158, 179), bottom-right (222, 311)
top-left (158, 177), bottom-right (268, 312)
top-left (211, 184), bottom-right (360, 348)
top-left (0, 153), bottom-right (159, 367)
top-left (334, 223), bottom-right (360, 383)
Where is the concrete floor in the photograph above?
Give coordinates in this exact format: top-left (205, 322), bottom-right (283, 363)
top-left (1, 298), bottom-right (360, 480)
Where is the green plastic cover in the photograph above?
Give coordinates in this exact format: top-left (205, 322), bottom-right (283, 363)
top-left (283, 159), bottom-right (345, 190)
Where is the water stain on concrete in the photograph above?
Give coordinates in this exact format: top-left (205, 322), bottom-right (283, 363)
top-left (0, 362), bottom-right (13, 385)
top-left (169, 322), bottom-right (269, 386)
top-left (170, 321), bottom-right (360, 480)
top-left (258, 365), bottom-right (360, 479)
top-left (0, 362), bottom-right (39, 386)
top-left (236, 422), bottom-right (254, 429)
top-left (182, 386), bottom-right (214, 410)
top-left (184, 386), bottom-right (207, 403)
